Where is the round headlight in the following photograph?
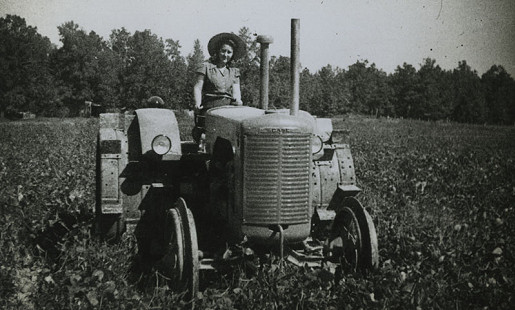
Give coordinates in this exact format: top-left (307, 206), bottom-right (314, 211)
top-left (152, 135), bottom-right (171, 155)
top-left (312, 135), bottom-right (323, 155)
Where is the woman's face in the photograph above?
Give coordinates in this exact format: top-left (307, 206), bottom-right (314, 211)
top-left (217, 43), bottom-right (234, 66)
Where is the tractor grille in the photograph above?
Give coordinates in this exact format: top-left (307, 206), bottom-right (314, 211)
top-left (243, 133), bottom-right (311, 225)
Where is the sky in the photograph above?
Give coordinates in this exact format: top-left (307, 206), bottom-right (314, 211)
top-left (1, 0), bottom-right (515, 77)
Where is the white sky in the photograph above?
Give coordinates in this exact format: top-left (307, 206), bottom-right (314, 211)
top-left (1, 0), bottom-right (514, 76)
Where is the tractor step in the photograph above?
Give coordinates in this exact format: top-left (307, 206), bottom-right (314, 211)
top-left (285, 246), bottom-right (324, 268)
top-left (199, 258), bottom-right (215, 270)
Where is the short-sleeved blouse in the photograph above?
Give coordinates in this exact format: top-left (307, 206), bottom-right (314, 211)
top-left (196, 61), bottom-right (240, 99)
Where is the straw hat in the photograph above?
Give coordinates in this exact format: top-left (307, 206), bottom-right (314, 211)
top-left (207, 33), bottom-right (246, 60)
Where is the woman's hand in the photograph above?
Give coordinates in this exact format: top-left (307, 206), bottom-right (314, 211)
top-left (193, 104), bottom-right (201, 113)
top-left (232, 83), bottom-right (243, 106)
top-left (193, 74), bottom-right (204, 112)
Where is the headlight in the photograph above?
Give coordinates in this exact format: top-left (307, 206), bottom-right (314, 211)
top-left (312, 135), bottom-right (323, 155)
top-left (151, 135), bottom-right (171, 155)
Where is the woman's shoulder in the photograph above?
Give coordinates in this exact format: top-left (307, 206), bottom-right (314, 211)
top-left (204, 60), bottom-right (216, 67)
top-left (196, 60), bottom-right (216, 73)
top-left (229, 66), bottom-right (241, 77)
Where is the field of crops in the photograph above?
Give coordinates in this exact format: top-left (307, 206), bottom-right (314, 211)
top-left (0, 114), bottom-right (514, 309)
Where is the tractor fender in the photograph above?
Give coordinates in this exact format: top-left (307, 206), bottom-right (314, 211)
top-left (134, 109), bottom-right (181, 156)
top-left (312, 143), bottom-right (360, 209)
top-left (334, 143), bottom-right (359, 187)
top-left (314, 117), bottom-right (332, 143)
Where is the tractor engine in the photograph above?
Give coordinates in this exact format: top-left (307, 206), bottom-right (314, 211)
top-left (241, 114), bottom-right (312, 230)
top-left (204, 107), bottom-right (316, 244)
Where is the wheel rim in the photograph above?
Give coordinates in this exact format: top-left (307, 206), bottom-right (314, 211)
top-left (175, 197), bottom-right (199, 302)
top-left (164, 208), bottom-right (184, 284)
top-left (328, 197), bottom-right (379, 272)
top-left (329, 207), bottom-right (362, 271)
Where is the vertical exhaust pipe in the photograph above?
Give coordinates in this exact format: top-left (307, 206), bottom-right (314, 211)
top-left (290, 18), bottom-right (300, 116)
top-left (257, 35), bottom-right (274, 110)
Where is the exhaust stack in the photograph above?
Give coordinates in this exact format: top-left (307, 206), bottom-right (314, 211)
top-left (257, 19), bottom-right (300, 114)
top-left (290, 18), bottom-right (300, 116)
top-left (257, 35), bottom-right (273, 110)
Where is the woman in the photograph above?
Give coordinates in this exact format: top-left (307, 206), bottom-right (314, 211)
top-left (192, 33), bottom-right (246, 141)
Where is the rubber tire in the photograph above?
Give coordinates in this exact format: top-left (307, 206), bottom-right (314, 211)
top-left (331, 197), bottom-right (379, 271)
top-left (174, 198), bottom-right (199, 305)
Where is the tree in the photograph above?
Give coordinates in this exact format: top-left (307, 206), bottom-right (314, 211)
top-left (109, 28), bottom-right (187, 110)
top-left (389, 63), bottom-right (420, 118)
top-left (235, 27), bottom-right (260, 106)
top-left (108, 27), bottom-right (131, 108)
top-left (164, 38), bottom-right (188, 109)
top-left (120, 30), bottom-right (176, 108)
top-left (0, 14), bottom-right (56, 115)
top-left (306, 65), bottom-right (350, 116)
top-left (412, 58), bottom-right (454, 121)
top-left (165, 38), bottom-right (181, 61)
top-left (269, 56), bottom-right (291, 109)
top-left (185, 39), bottom-right (205, 109)
top-left (299, 67), bottom-right (317, 113)
top-left (51, 21), bottom-right (118, 115)
top-left (481, 65), bottom-right (515, 125)
top-left (451, 60), bottom-right (486, 123)
top-left (368, 68), bottom-right (393, 117)
top-left (345, 60), bottom-right (391, 117)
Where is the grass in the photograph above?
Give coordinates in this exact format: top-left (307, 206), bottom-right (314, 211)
top-left (0, 114), bottom-right (514, 309)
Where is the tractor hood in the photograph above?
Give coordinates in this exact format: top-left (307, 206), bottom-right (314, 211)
top-left (242, 111), bottom-right (314, 135)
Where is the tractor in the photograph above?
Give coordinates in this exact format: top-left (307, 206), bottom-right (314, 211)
top-left (95, 19), bottom-right (379, 300)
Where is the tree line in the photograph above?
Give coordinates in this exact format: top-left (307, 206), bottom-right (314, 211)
top-left (1, 14), bottom-right (514, 124)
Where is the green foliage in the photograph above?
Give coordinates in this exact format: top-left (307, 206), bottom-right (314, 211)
top-left (481, 65), bottom-right (515, 125)
top-left (303, 65), bottom-right (349, 116)
top-left (122, 30), bottom-right (176, 108)
top-left (411, 58), bottom-right (455, 121)
top-left (0, 15), bottom-right (56, 115)
top-left (1, 116), bottom-right (514, 309)
top-left (235, 27), bottom-right (260, 107)
top-left (184, 39), bottom-right (206, 109)
top-left (451, 61), bottom-right (487, 123)
top-left (2, 14), bottom-right (515, 124)
top-left (268, 56), bottom-right (292, 108)
top-left (346, 60), bottom-right (392, 117)
top-left (51, 22), bottom-right (119, 115)
top-left (389, 63), bottom-right (420, 118)
top-left (165, 38), bottom-right (188, 109)
top-left (340, 115), bottom-right (515, 308)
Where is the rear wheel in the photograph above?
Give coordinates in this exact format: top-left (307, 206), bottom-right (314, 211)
top-left (327, 197), bottom-right (379, 271)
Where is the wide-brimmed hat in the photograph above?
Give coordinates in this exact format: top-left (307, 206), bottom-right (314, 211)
top-left (208, 33), bottom-right (246, 60)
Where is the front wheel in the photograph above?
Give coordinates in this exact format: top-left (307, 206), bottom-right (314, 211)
top-left (163, 198), bottom-right (199, 304)
top-left (327, 197), bottom-right (379, 272)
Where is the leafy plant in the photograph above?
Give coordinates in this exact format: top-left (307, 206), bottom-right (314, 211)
top-left (0, 115), bottom-right (513, 309)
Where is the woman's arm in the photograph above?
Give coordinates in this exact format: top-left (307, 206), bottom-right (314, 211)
top-left (193, 74), bottom-right (204, 110)
top-left (232, 83), bottom-right (243, 106)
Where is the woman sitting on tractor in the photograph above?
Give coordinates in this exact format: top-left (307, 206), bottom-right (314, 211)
top-left (192, 32), bottom-right (246, 141)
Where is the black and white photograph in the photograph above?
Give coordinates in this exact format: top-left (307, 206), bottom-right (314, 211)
top-left (1, 0), bottom-right (514, 308)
